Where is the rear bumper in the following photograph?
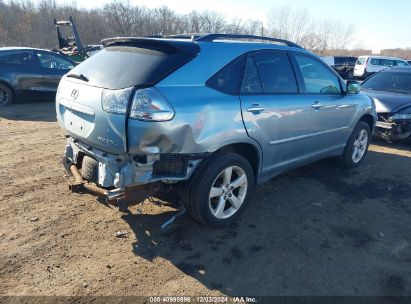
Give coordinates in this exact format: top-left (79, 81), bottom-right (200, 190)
top-left (64, 137), bottom-right (204, 190)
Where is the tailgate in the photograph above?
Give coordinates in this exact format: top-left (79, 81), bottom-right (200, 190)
top-left (56, 78), bottom-right (127, 154)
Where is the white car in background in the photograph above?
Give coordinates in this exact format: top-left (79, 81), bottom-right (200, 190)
top-left (354, 55), bottom-right (409, 79)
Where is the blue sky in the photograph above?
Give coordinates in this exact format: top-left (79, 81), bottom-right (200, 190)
top-left (53, 0), bottom-right (410, 51)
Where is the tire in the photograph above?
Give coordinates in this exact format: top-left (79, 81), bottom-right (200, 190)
top-left (340, 121), bottom-right (371, 169)
top-left (185, 152), bottom-right (254, 228)
top-left (80, 156), bottom-right (99, 183)
top-left (0, 83), bottom-right (14, 107)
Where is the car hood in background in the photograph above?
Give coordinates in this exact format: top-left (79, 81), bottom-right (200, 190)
top-left (361, 89), bottom-right (411, 113)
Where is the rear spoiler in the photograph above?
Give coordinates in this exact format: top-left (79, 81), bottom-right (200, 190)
top-left (101, 37), bottom-right (200, 54)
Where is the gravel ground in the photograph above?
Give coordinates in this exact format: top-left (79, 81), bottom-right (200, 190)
top-left (1, 102), bottom-right (410, 296)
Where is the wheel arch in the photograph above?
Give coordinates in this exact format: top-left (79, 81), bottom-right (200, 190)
top-left (359, 113), bottom-right (375, 133)
top-left (215, 142), bottom-right (261, 183)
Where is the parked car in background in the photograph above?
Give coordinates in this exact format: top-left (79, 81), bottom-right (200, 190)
top-left (322, 56), bottom-right (357, 79)
top-left (0, 47), bottom-right (75, 106)
top-left (361, 67), bottom-right (411, 141)
top-left (354, 55), bottom-right (409, 79)
top-left (56, 34), bottom-right (376, 227)
top-left (407, 60), bottom-right (411, 65)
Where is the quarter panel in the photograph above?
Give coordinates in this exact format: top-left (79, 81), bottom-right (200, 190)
top-left (127, 85), bottom-right (261, 157)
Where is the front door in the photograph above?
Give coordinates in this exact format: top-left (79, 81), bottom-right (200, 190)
top-left (292, 53), bottom-right (356, 155)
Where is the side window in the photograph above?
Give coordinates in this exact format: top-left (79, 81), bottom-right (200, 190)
top-left (36, 52), bottom-right (74, 70)
top-left (206, 56), bottom-right (245, 95)
top-left (252, 52), bottom-right (298, 94)
top-left (381, 59), bottom-right (394, 67)
top-left (395, 60), bottom-right (407, 67)
top-left (334, 57), bottom-right (345, 65)
top-left (370, 58), bottom-right (380, 65)
top-left (0, 51), bottom-right (38, 67)
top-left (294, 54), bottom-right (341, 95)
top-left (240, 56), bottom-right (262, 94)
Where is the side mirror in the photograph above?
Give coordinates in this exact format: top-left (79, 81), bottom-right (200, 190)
top-left (346, 80), bottom-right (360, 94)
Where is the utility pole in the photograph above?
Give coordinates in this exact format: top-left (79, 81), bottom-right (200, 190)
top-left (261, 21), bottom-right (264, 36)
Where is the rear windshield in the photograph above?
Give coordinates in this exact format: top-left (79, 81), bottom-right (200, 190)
top-left (362, 72), bottom-right (411, 94)
top-left (356, 58), bottom-right (366, 65)
top-left (69, 44), bottom-right (197, 89)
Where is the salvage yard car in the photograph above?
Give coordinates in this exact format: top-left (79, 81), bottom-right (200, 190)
top-left (354, 55), bottom-right (409, 79)
top-left (0, 47), bottom-right (75, 106)
top-left (361, 67), bottom-right (411, 141)
top-left (56, 34), bottom-right (376, 227)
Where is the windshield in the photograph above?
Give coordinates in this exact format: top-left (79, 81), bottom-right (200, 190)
top-left (362, 71), bottom-right (411, 94)
top-left (69, 45), bottom-right (196, 89)
top-left (356, 57), bottom-right (366, 65)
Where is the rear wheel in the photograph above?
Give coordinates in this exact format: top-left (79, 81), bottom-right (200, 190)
top-left (185, 152), bottom-right (254, 228)
top-left (340, 121), bottom-right (371, 168)
top-left (0, 83), bottom-right (13, 107)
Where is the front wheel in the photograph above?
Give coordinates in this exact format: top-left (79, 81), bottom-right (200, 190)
top-left (185, 152), bottom-right (254, 228)
top-left (340, 121), bottom-right (371, 168)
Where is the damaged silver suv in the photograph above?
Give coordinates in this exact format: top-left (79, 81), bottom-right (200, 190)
top-left (56, 34), bottom-right (376, 227)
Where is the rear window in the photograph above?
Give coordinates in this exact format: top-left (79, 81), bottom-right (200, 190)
top-left (356, 58), bottom-right (366, 65)
top-left (69, 44), bottom-right (197, 89)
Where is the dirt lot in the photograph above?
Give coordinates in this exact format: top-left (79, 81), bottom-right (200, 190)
top-left (1, 102), bottom-right (411, 297)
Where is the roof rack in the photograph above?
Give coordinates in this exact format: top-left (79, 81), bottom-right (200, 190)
top-left (195, 34), bottom-right (302, 48)
top-left (166, 34), bottom-right (204, 40)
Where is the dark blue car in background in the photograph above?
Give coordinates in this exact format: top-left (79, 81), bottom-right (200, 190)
top-left (0, 47), bottom-right (75, 106)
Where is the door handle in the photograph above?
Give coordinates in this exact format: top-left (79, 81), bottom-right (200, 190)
top-left (311, 101), bottom-right (323, 110)
top-left (246, 104), bottom-right (265, 113)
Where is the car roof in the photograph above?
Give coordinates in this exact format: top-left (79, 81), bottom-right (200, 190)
top-left (0, 47), bottom-right (50, 52)
top-left (359, 55), bottom-right (406, 60)
top-left (381, 66), bottom-right (411, 73)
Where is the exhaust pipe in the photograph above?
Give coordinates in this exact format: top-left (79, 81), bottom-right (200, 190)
top-left (69, 164), bottom-right (124, 203)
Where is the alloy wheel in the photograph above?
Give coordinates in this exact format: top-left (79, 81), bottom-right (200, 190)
top-left (0, 87), bottom-right (10, 106)
top-left (209, 166), bottom-right (248, 219)
top-left (352, 129), bottom-right (368, 163)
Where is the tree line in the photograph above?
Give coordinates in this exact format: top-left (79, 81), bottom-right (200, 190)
top-left (0, 0), bottom-right (410, 58)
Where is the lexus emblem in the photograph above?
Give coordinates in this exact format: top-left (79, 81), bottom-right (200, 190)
top-left (71, 89), bottom-right (79, 100)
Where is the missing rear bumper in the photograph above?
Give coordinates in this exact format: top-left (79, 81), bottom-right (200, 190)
top-left (68, 164), bottom-right (153, 205)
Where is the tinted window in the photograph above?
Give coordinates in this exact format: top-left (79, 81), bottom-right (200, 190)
top-left (347, 57), bottom-right (357, 65)
top-left (381, 59), bottom-right (394, 67)
top-left (241, 56), bottom-right (262, 94)
top-left (295, 54), bottom-right (341, 95)
top-left (0, 50), bottom-right (38, 67)
top-left (362, 72), bottom-right (411, 94)
top-left (70, 44), bottom-right (197, 89)
top-left (36, 52), bottom-right (74, 69)
top-left (206, 56), bottom-right (245, 95)
top-left (395, 60), bottom-right (407, 67)
top-left (370, 58), bottom-right (380, 65)
top-left (334, 57), bottom-right (346, 65)
top-left (252, 52), bottom-right (298, 94)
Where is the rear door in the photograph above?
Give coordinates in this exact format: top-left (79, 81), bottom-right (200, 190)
top-left (240, 51), bottom-right (312, 176)
top-left (292, 52), bottom-right (356, 155)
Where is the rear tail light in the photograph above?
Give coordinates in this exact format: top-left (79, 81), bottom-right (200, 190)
top-left (102, 87), bottom-right (133, 114)
top-left (129, 88), bottom-right (174, 121)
